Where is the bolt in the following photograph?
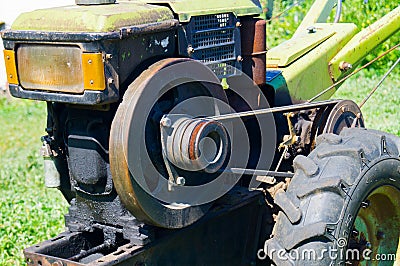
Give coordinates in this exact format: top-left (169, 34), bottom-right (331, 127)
top-left (88, 59), bottom-right (92, 64)
top-left (6, 55), bottom-right (10, 60)
top-left (90, 80), bottom-right (94, 85)
top-left (307, 26), bottom-right (316, 33)
top-left (237, 55), bottom-right (243, 62)
top-left (187, 46), bottom-right (195, 55)
top-left (108, 77), bottom-right (114, 84)
top-left (176, 176), bottom-right (185, 186)
top-left (236, 21), bottom-right (242, 27)
top-left (160, 116), bottom-right (171, 128)
top-left (339, 61), bottom-right (352, 71)
top-left (9, 74), bottom-right (13, 79)
top-left (106, 54), bottom-right (113, 60)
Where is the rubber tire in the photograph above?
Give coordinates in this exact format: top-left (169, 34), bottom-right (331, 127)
top-left (265, 128), bottom-right (400, 265)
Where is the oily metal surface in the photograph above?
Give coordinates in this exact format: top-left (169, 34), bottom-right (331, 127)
top-left (110, 58), bottom-right (227, 228)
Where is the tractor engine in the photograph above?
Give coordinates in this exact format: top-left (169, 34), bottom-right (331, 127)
top-left (4, 0), bottom-right (398, 264)
top-left (2, 0), bottom-right (278, 264)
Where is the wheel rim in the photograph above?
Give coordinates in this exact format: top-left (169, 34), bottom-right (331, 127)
top-left (348, 185), bottom-right (400, 265)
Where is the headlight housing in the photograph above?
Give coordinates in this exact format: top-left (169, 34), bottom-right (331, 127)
top-left (17, 44), bottom-right (85, 94)
top-left (5, 44), bottom-right (106, 94)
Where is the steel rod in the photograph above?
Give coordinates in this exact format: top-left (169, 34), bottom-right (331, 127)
top-left (206, 100), bottom-right (339, 121)
top-left (223, 167), bottom-right (294, 178)
top-left (359, 56), bottom-right (400, 108)
top-left (68, 240), bottom-right (112, 261)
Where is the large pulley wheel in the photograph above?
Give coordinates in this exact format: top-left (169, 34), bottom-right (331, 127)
top-left (110, 58), bottom-right (231, 228)
top-left (323, 99), bottom-right (364, 134)
top-left (265, 128), bottom-right (400, 265)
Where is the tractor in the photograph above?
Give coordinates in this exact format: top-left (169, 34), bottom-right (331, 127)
top-left (1, 0), bottom-right (399, 264)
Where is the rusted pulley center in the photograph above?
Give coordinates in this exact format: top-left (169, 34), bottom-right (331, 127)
top-left (165, 117), bottom-right (228, 173)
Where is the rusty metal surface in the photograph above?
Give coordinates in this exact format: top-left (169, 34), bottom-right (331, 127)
top-left (24, 188), bottom-right (271, 265)
top-left (109, 58), bottom-right (228, 228)
top-left (241, 18), bottom-right (266, 86)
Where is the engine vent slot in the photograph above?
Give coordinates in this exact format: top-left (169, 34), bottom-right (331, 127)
top-left (184, 13), bottom-right (241, 79)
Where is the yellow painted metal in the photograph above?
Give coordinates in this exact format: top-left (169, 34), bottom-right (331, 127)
top-left (329, 6), bottom-right (400, 81)
top-left (11, 2), bottom-right (174, 33)
top-left (82, 53), bottom-right (106, 91)
top-left (293, 0), bottom-right (336, 37)
top-left (3, 50), bottom-right (19, 85)
top-left (267, 29), bottom-right (335, 67)
top-left (267, 23), bottom-right (358, 102)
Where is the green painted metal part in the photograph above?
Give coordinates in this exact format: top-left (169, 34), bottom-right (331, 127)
top-left (267, 23), bottom-right (358, 103)
top-left (329, 6), bottom-right (400, 81)
top-left (293, 0), bottom-right (336, 37)
top-left (267, 29), bottom-right (335, 67)
top-left (144, 0), bottom-right (262, 22)
top-left (11, 1), bottom-right (174, 32)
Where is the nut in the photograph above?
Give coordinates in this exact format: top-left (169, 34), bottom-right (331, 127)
top-left (160, 117), bottom-right (172, 128)
top-left (307, 26), bottom-right (316, 33)
top-left (339, 61), bottom-right (352, 71)
top-left (176, 176), bottom-right (185, 186)
top-left (187, 46), bottom-right (195, 55)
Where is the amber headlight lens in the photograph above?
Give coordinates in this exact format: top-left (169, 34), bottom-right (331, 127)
top-left (17, 44), bottom-right (84, 94)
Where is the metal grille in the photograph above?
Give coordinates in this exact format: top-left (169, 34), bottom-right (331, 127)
top-left (185, 13), bottom-right (241, 79)
top-left (192, 13), bottom-right (231, 31)
top-left (192, 30), bottom-right (234, 48)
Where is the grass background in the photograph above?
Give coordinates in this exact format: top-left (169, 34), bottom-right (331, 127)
top-left (0, 97), bottom-right (68, 264)
top-left (0, 0), bottom-right (399, 264)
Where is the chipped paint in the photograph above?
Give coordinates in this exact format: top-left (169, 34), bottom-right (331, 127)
top-left (145, 0), bottom-right (262, 22)
top-left (161, 37), bottom-right (169, 48)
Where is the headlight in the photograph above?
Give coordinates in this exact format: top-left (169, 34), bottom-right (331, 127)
top-left (17, 45), bottom-right (84, 93)
top-left (15, 44), bottom-right (105, 94)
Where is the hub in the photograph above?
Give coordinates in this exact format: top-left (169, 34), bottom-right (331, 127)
top-left (163, 116), bottom-right (229, 173)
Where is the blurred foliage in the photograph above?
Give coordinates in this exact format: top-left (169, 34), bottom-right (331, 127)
top-left (261, 0), bottom-right (399, 74)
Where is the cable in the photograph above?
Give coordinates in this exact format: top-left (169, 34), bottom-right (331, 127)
top-left (359, 56), bottom-right (400, 108)
top-left (334, 0), bottom-right (343, 22)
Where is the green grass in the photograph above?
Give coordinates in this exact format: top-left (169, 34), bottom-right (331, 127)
top-left (0, 98), bottom-right (68, 265)
top-left (334, 70), bottom-right (400, 136)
